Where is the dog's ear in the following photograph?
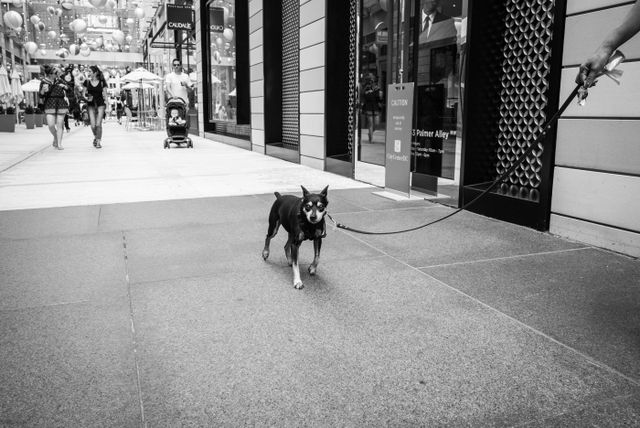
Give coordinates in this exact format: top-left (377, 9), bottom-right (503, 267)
top-left (301, 186), bottom-right (309, 197)
top-left (320, 185), bottom-right (329, 197)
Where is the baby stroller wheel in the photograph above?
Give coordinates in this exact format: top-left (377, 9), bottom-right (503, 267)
top-left (164, 139), bottom-right (170, 149)
top-left (187, 138), bottom-right (193, 148)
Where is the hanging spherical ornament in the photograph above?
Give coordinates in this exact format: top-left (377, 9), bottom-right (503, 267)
top-left (89, 0), bottom-right (107, 8)
top-left (105, 0), bottom-right (116, 9)
top-left (80, 48), bottom-right (91, 57)
top-left (47, 30), bottom-right (57, 39)
top-left (112, 29), bottom-right (125, 44)
top-left (24, 41), bottom-right (38, 55)
top-left (124, 44), bottom-right (130, 51)
top-left (47, 6), bottom-right (56, 15)
top-left (134, 7), bottom-right (145, 19)
top-left (3, 10), bottom-right (24, 30)
top-left (125, 35), bottom-right (132, 43)
top-left (80, 42), bottom-right (88, 50)
top-left (37, 22), bottom-right (46, 31)
top-left (72, 18), bottom-right (87, 33)
top-left (39, 49), bottom-right (47, 55)
top-left (69, 43), bottom-right (80, 55)
top-left (55, 8), bottom-right (63, 16)
top-left (98, 14), bottom-right (108, 24)
top-left (216, 37), bottom-right (223, 47)
top-left (95, 36), bottom-right (103, 47)
top-left (126, 17), bottom-right (134, 25)
top-left (60, 1), bottom-right (73, 10)
top-left (30, 15), bottom-right (40, 25)
top-left (72, 68), bottom-right (79, 76)
top-left (223, 28), bottom-right (233, 41)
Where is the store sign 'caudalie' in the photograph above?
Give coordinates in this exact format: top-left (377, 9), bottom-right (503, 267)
top-left (166, 3), bottom-right (194, 30)
top-left (209, 7), bottom-right (224, 32)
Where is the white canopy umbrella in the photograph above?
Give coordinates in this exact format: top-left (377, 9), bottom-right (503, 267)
top-left (0, 66), bottom-right (11, 102)
top-left (21, 79), bottom-right (41, 92)
top-left (10, 69), bottom-right (23, 103)
top-left (122, 81), bottom-right (154, 90)
top-left (121, 67), bottom-right (162, 82)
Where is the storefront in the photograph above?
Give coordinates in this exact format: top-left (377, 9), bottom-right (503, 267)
top-left (198, 0), bottom-right (251, 148)
top-left (357, 0), bottom-right (467, 205)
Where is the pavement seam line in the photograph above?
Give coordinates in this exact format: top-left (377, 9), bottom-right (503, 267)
top-left (417, 246), bottom-right (593, 269)
top-left (121, 231), bottom-right (147, 428)
top-left (339, 229), bottom-right (640, 388)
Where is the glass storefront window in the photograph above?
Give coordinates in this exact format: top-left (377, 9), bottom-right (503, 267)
top-left (358, 1), bottom-right (390, 167)
top-left (208, 1), bottom-right (237, 123)
top-left (409, 0), bottom-right (467, 203)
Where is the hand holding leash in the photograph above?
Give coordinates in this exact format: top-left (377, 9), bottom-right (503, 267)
top-left (577, 50), bottom-right (625, 105)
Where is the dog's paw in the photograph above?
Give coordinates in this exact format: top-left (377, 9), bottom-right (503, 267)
top-left (262, 250), bottom-right (269, 260)
top-left (308, 265), bottom-right (317, 275)
top-left (294, 281), bottom-right (304, 289)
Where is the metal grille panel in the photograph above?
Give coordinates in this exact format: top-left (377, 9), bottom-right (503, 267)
top-left (282, 0), bottom-right (299, 150)
top-left (495, 0), bottom-right (556, 201)
top-left (347, 0), bottom-right (357, 159)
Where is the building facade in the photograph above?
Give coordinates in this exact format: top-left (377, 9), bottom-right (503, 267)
top-left (193, 0), bottom-right (640, 258)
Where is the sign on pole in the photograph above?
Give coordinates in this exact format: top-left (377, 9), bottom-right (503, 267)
top-left (385, 83), bottom-right (414, 197)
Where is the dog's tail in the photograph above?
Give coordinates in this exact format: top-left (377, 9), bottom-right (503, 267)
top-left (274, 192), bottom-right (282, 199)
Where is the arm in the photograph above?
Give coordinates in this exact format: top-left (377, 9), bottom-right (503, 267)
top-left (577, 0), bottom-right (640, 86)
top-left (165, 75), bottom-right (175, 99)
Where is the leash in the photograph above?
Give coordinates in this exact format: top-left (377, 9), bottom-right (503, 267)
top-left (327, 51), bottom-right (625, 236)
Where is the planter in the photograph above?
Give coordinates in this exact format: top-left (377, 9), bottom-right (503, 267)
top-left (25, 114), bottom-right (36, 129)
top-left (0, 115), bottom-right (16, 132)
top-left (34, 113), bottom-right (44, 127)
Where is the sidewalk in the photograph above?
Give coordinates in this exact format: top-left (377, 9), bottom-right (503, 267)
top-left (0, 122), bottom-right (639, 426)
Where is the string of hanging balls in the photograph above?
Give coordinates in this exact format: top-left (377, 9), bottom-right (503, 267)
top-left (3, 0), bottom-right (146, 59)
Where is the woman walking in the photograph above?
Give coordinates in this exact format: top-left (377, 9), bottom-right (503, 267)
top-left (39, 64), bottom-right (68, 150)
top-left (83, 65), bottom-right (109, 149)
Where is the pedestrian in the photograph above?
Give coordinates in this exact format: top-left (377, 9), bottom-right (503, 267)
top-left (39, 64), bottom-right (68, 150)
top-left (360, 73), bottom-right (381, 143)
top-left (164, 58), bottom-right (193, 105)
top-left (83, 65), bottom-right (109, 149)
top-left (576, 0), bottom-right (640, 87)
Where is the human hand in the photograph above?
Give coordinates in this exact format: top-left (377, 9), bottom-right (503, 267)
top-left (576, 48), bottom-right (611, 87)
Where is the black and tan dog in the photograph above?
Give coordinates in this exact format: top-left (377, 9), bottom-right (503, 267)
top-left (262, 186), bottom-right (329, 289)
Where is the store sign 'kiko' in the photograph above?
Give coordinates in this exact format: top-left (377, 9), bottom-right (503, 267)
top-left (209, 7), bottom-right (224, 32)
top-left (166, 3), bottom-right (194, 30)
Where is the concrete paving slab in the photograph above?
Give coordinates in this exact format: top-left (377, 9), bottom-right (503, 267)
top-left (123, 221), bottom-right (382, 285)
top-left (97, 195), bottom-right (265, 232)
top-left (130, 258), bottom-right (638, 426)
top-left (0, 298), bottom-right (140, 427)
top-left (422, 247), bottom-right (640, 381)
top-left (522, 393), bottom-right (640, 427)
top-left (334, 206), bottom-right (588, 267)
top-left (0, 205), bottom-right (100, 240)
top-left (0, 232), bottom-right (127, 310)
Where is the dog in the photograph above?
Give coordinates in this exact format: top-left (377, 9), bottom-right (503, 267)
top-left (262, 186), bottom-right (329, 289)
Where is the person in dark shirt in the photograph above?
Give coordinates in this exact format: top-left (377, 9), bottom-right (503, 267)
top-left (82, 65), bottom-right (109, 149)
top-left (39, 64), bottom-right (68, 150)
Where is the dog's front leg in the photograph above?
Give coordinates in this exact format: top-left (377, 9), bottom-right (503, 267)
top-left (291, 242), bottom-right (303, 289)
top-left (308, 238), bottom-right (322, 275)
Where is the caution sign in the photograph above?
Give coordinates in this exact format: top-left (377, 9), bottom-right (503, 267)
top-left (384, 83), bottom-right (414, 197)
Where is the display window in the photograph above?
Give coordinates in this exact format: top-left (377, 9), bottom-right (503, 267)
top-left (207, 1), bottom-right (237, 123)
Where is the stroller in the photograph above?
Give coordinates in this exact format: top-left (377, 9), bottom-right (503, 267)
top-left (164, 97), bottom-right (193, 149)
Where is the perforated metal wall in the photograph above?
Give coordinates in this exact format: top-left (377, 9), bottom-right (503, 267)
top-left (495, 0), bottom-right (557, 202)
top-left (347, 0), bottom-right (357, 159)
top-left (282, 0), bottom-right (299, 150)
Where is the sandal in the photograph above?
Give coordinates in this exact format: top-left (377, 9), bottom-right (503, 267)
top-left (95, 141), bottom-right (102, 149)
